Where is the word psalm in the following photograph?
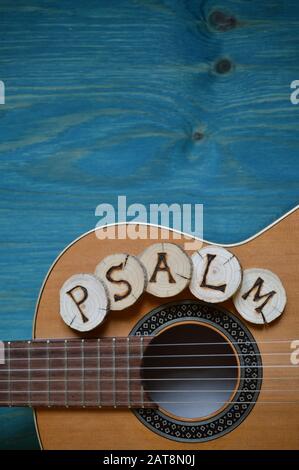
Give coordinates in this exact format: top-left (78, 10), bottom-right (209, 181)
top-left (60, 243), bottom-right (287, 332)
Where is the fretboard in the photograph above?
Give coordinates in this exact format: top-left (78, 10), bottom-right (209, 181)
top-left (0, 337), bottom-right (156, 409)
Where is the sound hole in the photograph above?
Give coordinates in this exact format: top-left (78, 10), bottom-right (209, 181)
top-left (142, 323), bottom-right (239, 421)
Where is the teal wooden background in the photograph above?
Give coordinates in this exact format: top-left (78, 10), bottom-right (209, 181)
top-left (0, 0), bottom-right (298, 449)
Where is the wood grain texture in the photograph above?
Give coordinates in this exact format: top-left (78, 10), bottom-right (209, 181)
top-left (34, 210), bottom-right (299, 449)
top-left (0, 0), bottom-right (299, 449)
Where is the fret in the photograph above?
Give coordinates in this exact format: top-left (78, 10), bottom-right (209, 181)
top-left (9, 341), bottom-right (28, 406)
top-left (30, 340), bottom-right (48, 406)
top-left (99, 338), bottom-right (113, 406)
top-left (127, 337), bottom-right (131, 408)
top-left (84, 339), bottom-right (100, 406)
top-left (81, 339), bottom-right (85, 408)
top-left (7, 342), bottom-right (11, 406)
top-left (140, 337), bottom-right (144, 408)
top-left (0, 342), bottom-right (8, 405)
top-left (112, 338), bottom-right (116, 408)
top-left (97, 339), bottom-right (101, 407)
top-left (27, 341), bottom-right (31, 407)
top-left (128, 337), bottom-right (142, 407)
top-left (47, 340), bottom-right (50, 407)
top-left (64, 340), bottom-right (68, 407)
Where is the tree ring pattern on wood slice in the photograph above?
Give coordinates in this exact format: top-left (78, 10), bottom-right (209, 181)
top-left (131, 300), bottom-right (262, 443)
top-left (95, 253), bottom-right (147, 310)
top-left (60, 274), bottom-right (109, 332)
top-left (233, 268), bottom-right (287, 325)
top-left (139, 243), bottom-right (192, 298)
top-left (190, 246), bottom-right (242, 303)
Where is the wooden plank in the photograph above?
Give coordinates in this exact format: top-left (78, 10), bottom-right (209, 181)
top-left (0, 0), bottom-right (299, 449)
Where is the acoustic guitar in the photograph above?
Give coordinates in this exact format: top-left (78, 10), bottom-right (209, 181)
top-left (0, 209), bottom-right (298, 450)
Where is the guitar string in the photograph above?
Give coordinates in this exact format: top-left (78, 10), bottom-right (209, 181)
top-left (1, 382), bottom-right (298, 402)
top-left (0, 376), bottom-right (297, 382)
top-left (0, 400), bottom-right (298, 405)
top-left (0, 388), bottom-right (297, 393)
top-left (2, 338), bottom-right (298, 352)
top-left (0, 365), bottom-right (297, 371)
top-left (2, 352), bottom-right (294, 361)
top-left (3, 364), bottom-right (299, 372)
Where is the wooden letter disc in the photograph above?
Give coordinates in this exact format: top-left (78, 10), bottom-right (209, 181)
top-left (60, 274), bottom-right (109, 332)
top-left (139, 242), bottom-right (192, 298)
top-left (190, 246), bottom-right (242, 303)
top-left (95, 253), bottom-right (147, 310)
top-left (233, 268), bottom-right (287, 324)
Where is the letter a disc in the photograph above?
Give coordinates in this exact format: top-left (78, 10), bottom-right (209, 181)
top-left (139, 243), bottom-right (192, 297)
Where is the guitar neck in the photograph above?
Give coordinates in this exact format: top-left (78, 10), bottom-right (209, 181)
top-left (0, 337), bottom-right (155, 408)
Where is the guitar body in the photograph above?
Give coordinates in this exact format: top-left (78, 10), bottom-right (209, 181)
top-left (33, 209), bottom-right (299, 449)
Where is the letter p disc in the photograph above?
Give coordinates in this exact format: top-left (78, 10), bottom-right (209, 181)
top-left (60, 274), bottom-right (109, 332)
